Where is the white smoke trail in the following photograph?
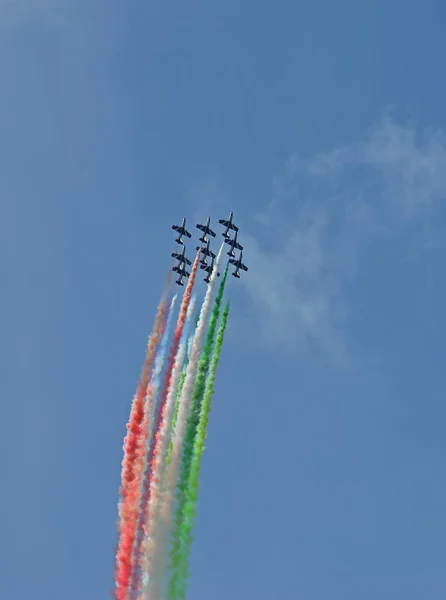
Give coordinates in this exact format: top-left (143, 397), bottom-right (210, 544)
top-left (186, 296), bottom-right (196, 325)
top-left (132, 295), bottom-right (178, 553)
top-left (171, 245), bottom-right (223, 456)
top-left (140, 297), bottom-right (197, 599)
top-left (143, 244), bottom-right (224, 599)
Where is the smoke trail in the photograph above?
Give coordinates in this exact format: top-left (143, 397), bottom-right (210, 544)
top-left (128, 294), bottom-right (178, 596)
top-left (166, 370), bottom-right (186, 467)
top-left (174, 301), bottom-right (230, 600)
top-left (134, 250), bottom-right (201, 597)
top-left (160, 323), bottom-right (197, 567)
top-left (159, 244), bottom-right (224, 600)
top-left (167, 268), bottom-right (228, 600)
top-left (166, 317), bottom-right (198, 467)
top-left (140, 304), bottom-right (197, 599)
top-left (115, 282), bottom-right (170, 600)
top-left (145, 294), bottom-right (179, 447)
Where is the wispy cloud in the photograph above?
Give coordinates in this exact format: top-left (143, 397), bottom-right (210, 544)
top-left (303, 116), bottom-right (446, 222)
top-left (239, 116), bottom-right (446, 362)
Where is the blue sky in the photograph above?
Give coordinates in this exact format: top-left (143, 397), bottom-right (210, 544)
top-left (2, 1), bottom-right (446, 598)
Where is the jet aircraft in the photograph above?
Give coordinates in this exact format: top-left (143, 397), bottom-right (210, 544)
top-left (219, 211), bottom-right (239, 238)
top-left (225, 231), bottom-right (243, 257)
top-left (199, 255), bottom-right (209, 268)
top-left (171, 246), bottom-right (191, 265)
top-left (196, 217), bottom-right (216, 244)
top-left (174, 273), bottom-right (187, 286)
top-left (202, 257), bottom-right (221, 283)
top-left (172, 263), bottom-right (190, 286)
top-left (172, 218), bottom-right (192, 245)
top-left (197, 239), bottom-right (216, 261)
top-left (229, 251), bottom-right (248, 278)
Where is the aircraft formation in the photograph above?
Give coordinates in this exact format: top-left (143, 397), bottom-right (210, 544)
top-left (171, 212), bottom-right (248, 286)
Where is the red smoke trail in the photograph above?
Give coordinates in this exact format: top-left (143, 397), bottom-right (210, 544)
top-left (128, 294), bottom-right (177, 598)
top-left (115, 271), bottom-right (171, 600)
top-left (131, 249), bottom-right (201, 596)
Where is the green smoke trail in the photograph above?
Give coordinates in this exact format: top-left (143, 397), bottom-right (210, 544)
top-left (169, 301), bottom-right (230, 600)
top-left (166, 314), bottom-right (200, 466)
top-left (166, 369), bottom-right (186, 466)
top-left (167, 269), bottom-right (228, 600)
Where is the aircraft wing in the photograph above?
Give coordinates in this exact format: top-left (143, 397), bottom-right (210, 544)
top-left (219, 218), bottom-right (239, 232)
top-left (172, 225), bottom-right (191, 236)
top-left (173, 266), bottom-right (190, 276)
top-left (229, 258), bottom-right (248, 271)
top-left (172, 253), bottom-right (191, 264)
top-left (225, 238), bottom-right (243, 250)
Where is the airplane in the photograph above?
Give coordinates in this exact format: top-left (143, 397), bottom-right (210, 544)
top-left (172, 263), bottom-right (190, 286)
top-left (203, 257), bottom-right (221, 283)
top-left (229, 251), bottom-right (248, 278)
top-left (196, 217), bottom-right (216, 243)
top-left (171, 246), bottom-right (192, 265)
top-left (172, 218), bottom-right (192, 245)
top-left (225, 231), bottom-right (243, 257)
top-left (199, 249), bottom-right (217, 272)
top-left (196, 239), bottom-right (216, 261)
top-left (175, 274), bottom-right (187, 286)
top-left (219, 211), bottom-right (239, 238)
top-left (199, 255), bottom-right (210, 269)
